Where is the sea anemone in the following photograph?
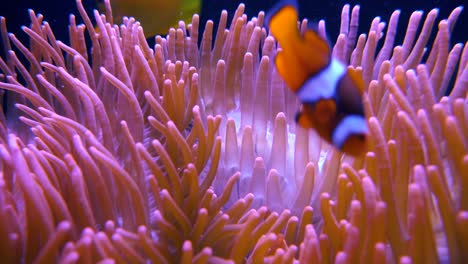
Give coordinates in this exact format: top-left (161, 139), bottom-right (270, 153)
top-left (0, 0), bottom-right (467, 263)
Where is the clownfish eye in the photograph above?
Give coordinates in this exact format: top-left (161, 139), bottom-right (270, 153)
top-left (357, 135), bottom-right (365, 141)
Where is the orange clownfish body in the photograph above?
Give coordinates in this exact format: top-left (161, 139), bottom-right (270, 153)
top-left (267, 0), bottom-right (368, 156)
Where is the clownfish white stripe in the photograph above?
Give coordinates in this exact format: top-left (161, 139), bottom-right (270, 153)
top-left (332, 115), bottom-right (368, 149)
top-left (296, 58), bottom-right (346, 103)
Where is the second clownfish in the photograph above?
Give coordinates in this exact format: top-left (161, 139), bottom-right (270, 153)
top-left (267, 0), bottom-right (368, 156)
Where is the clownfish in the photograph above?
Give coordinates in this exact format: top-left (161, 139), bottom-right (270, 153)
top-left (267, 0), bottom-right (368, 156)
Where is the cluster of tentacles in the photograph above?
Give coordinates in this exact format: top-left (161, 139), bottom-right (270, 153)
top-left (0, 0), bottom-right (467, 263)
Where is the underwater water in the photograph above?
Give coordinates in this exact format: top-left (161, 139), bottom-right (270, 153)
top-left (200, 0), bottom-right (467, 46)
top-left (1, 0), bottom-right (466, 47)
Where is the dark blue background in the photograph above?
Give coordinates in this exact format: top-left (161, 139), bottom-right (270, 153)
top-left (200, 0), bottom-right (467, 47)
top-left (0, 0), bottom-right (466, 47)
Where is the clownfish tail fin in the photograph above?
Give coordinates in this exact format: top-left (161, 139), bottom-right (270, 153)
top-left (265, 0), bottom-right (299, 26)
top-left (266, 0), bottom-right (300, 44)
